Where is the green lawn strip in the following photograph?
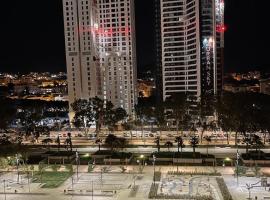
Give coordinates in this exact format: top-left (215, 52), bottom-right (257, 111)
top-left (32, 171), bottom-right (73, 188)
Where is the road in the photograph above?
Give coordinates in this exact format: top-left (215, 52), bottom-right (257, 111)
top-left (47, 146), bottom-right (270, 158)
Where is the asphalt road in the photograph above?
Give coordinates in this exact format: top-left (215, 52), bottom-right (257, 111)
top-left (48, 146), bottom-right (270, 158)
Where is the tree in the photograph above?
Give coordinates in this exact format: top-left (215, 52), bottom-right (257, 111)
top-left (189, 136), bottom-right (199, 158)
top-left (16, 100), bottom-right (44, 137)
top-left (0, 134), bottom-right (12, 145)
top-left (117, 137), bottom-right (128, 153)
top-left (105, 134), bottom-right (118, 151)
top-left (92, 97), bottom-right (105, 133)
top-left (204, 136), bottom-right (212, 157)
top-left (165, 93), bottom-right (190, 135)
top-left (65, 132), bottom-right (72, 151)
top-left (175, 136), bottom-right (185, 154)
top-left (165, 141), bottom-right (173, 152)
top-left (251, 94), bottom-right (270, 144)
top-left (104, 104), bottom-right (128, 131)
top-left (198, 121), bottom-right (208, 144)
top-left (71, 99), bottom-right (94, 135)
top-left (72, 97), bottom-right (125, 134)
top-left (56, 135), bottom-right (61, 152)
top-left (41, 138), bottom-right (53, 150)
top-left (155, 137), bottom-right (161, 152)
top-left (135, 104), bottom-right (154, 136)
top-left (7, 82), bottom-right (15, 95)
top-left (242, 134), bottom-right (253, 154)
top-left (216, 92), bottom-right (258, 146)
top-left (198, 94), bottom-right (217, 143)
top-left (0, 98), bottom-right (16, 130)
top-left (154, 105), bottom-right (166, 138)
top-left (252, 134), bottom-right (264, 159)
top-left (95, 138), bottom-right (102, 151)
top-left (114, 107), bottom-right (128, 123)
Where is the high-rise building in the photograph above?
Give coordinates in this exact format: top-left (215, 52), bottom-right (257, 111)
top-left (154, 0), bottom-right (163, 103)
top-left (97, 0), bottom-right (137, 115)
top-left (157, 0), bottom-right (225, 101)
top-left (63, 0), bottom-right (101, 106)
top-left (63, 0), bottom-right (137, 116)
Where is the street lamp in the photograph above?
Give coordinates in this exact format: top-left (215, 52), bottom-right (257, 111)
top-left (140, 154), bottom-right (145, 167)
top-left (236, 149), bottom-right (240, 186)
top-left (133, 174), bottom-right (136, 190)
top-left (153, 154), bottom-right (156, 185)
top-left (75, 150), bottom-right (80, 180)
top-left (91, 180), bottom-right (94, 200)
top-left (136, 159), bottom-right (141, 173)
top-left (15, 154), bottom-right (19, 183)
top-left (3, 180), bottom-right (6, 200)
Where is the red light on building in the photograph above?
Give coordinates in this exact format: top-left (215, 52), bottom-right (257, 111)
top-left (216, 24), bottom-right (227, 33)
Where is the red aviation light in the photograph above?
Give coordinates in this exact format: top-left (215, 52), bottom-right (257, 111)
top-left (217, 24), bottom-right (227, 33)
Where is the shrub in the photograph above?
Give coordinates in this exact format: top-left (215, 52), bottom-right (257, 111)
top-left (51, 164), bottom-right (60, 172)
top-left (88, 164), bottom-right (95, 172)
top-left (148, 182), bottom-right (213, 200)
top-left (65, 164), bottom-right (73, 173)
top-left (167, 171), bottom-right (221, 176)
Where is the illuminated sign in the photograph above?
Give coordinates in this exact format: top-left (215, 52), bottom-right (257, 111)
top-left (203, 37), bottom-right (214, 94)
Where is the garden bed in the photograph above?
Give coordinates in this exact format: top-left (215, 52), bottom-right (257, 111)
top-left (32, 171), bottom-right (73, 188)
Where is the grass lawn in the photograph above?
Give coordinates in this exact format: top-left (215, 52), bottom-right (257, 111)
top-left (33, 171), bottom-right (73, 188)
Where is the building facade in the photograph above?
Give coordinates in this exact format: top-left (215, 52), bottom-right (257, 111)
top-left (157, 0), bottom-right (225, 101)
top-left (97, 0), bottom-right (137, 114)
top-left (63, 0), bottom-right (137, 116)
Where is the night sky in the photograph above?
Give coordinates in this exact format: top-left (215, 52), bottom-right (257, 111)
top-left (0, 0), bottom-right (269, 74)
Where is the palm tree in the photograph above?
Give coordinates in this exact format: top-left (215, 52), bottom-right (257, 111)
top-left (155, 137), bottom-right (161, 152)
top-left (175, 136), bottom-right (185, 153)
top-left (95, 138), bottom-right (102, 151)
top-left (204, 136), bottom-right (212, 157)
top-left (189, 136), bottom-right (199, 158)
top-left (165, 141), bottom-right (173, 152)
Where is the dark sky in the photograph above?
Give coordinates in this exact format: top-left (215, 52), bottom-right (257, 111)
top-left (0, 0), bottom-right (269, 74)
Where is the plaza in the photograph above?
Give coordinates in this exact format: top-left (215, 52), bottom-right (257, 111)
top-left (1, 165), bottom-right (270, 200)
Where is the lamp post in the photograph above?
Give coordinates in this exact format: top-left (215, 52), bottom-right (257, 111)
top-left (75, 150), bottom-right (80, 180)
top-left (92, 180), bottom-right (94, 200)
top-left (246, 183), bottom-right (252, 200)
top-left (153, 154), bottom-right (156, 185)
top-left (133, 174), bottom-right (136, 190)
top-left (136, 159), bottom-right (141, 173)
top-left (27, 171), bottom-right (30, 193)
top-left (236, 149), bottom-right (240, 186)
top-left (140, 154), bottom-right (145, 166)
top-left (16, 154), bottom-right (19, 183)
top-left (3, 179), bottom-right (6, 200)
